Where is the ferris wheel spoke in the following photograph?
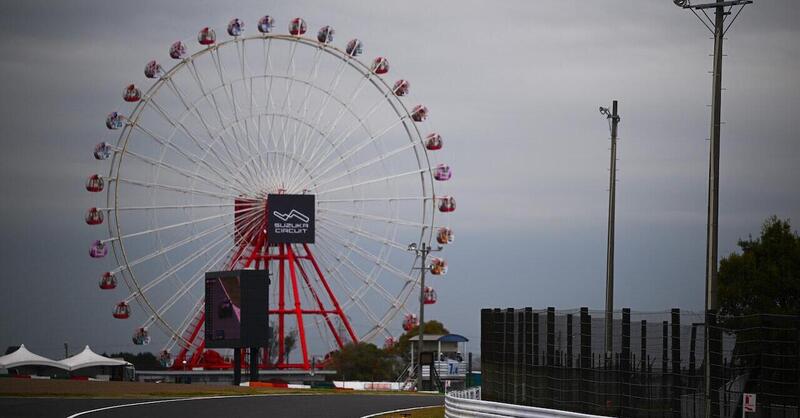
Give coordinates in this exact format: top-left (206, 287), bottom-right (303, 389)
top-left (123, 228), bottom-right (233, 303)
top-left (317, 216), bottom-right (406, 251)
top-left (172, 296), bottom-right (206, 349)
top-left (285, 48), bottom-right (325, 186)
top-left (98, 203), bottom-right (235, 212)
top-left (130, 117), bottom-right (253, 193)
top-left (317, 208), bottom-right (426, 228)
top-left (121, 147), bottom-right (246, 195)
top-left (116, 177), bottom-right (239, 200)
top-left (317, 226), bottom-right (415, 284)
top-left (315, 167), bottom-right (426, 196)
top-left (112, 216), bottom-right (237, 273)
top-left (105, 209), bottom-right (239, 244)
top-left (317, 196), bottom-right (427, 204)
top-left (311, 142), bottom-right (416, 191)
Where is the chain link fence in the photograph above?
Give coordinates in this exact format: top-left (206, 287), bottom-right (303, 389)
top-left (481, 308), bottom-right (800, 418)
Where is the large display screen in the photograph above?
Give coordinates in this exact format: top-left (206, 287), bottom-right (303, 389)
top-left (204, 270), bottom-right (269, 348)
top-left (267, 194), bottom-right (315, 244)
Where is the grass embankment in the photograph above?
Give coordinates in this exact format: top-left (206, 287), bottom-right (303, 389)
top-left (377, 406), bottom-right (445, 418)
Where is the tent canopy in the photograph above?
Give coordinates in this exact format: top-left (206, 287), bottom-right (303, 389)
top-left (0, 344), bottom-right (68, 370)
top-left (59, 346), bottom-right (131, 371)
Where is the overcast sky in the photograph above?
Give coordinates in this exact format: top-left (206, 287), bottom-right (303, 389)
top-left (0, 0), bottom-right (798, 359)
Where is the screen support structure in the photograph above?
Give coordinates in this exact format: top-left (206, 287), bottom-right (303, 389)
top-left (172, 198), bottom-right (358, 371)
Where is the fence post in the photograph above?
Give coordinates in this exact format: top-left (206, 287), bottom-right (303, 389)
top-left (524, 307), bottom-right (533, 406)
top-left (671, 308), bottom-right (681, 418)
top-left (480, 309), bottom-right (490, 398)
top-left (493, 308), bottom-right (504, 402)
top-left (516, 309), bottom-right (525, 404)
top-left (567, 314), bottom-right (574, 368)
top-left (622, 308), bottom-right (631, 417)
top-left (546, 307), bottom-right (555, 409)
top-left (662, 319), bottom-right (669, 416)
top-left (504, 308), bottom-right (515, 404)
top-left (580, 307), bottom-right (591, 414)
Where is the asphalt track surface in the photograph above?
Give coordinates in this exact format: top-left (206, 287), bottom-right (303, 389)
top-left (0, 393), bottom-right (444, 418)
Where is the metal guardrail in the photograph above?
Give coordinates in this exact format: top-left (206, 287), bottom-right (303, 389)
top-left (445, 387), bottom-right (611, 418)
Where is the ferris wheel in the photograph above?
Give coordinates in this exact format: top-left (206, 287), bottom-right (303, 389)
top-left (85, 15), bottom-right (455, 369)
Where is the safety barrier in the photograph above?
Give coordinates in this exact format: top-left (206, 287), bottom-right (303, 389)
top-left (445, 388), bottom-right (610, 418)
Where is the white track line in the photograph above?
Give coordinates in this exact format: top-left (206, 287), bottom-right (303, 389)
top-left (66, 394), bottom-right (289, 417)
top-left (360, 404), bottom-right (442, 418)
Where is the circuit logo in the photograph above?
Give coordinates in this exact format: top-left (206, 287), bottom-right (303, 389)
top-left (272, 210), bottom-right (310, 223)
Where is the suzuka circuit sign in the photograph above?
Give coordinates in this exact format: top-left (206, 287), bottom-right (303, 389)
top-left (267, 194), bottom-right (315, 243)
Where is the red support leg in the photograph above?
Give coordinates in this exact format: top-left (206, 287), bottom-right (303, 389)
top-left (295, 259), bottom-right (345, 349)
top-left (287, 245), bottom-right (310, 369)
top-left (278, 243), bottom-right (286, 365)
top-left (303, 243), bottom-right (359, 344)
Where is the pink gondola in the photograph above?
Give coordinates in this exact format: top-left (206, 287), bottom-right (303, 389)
top-left (289, 18), bottom-right (307, 36)
top-left (438, 196), bottom-right (456, 213)
top-left (425, 133), bottom-right (442, 151)
top-left (434, 164), bottom-right (452, 181)
top-left (113, 302), bottom-right (130, 319)
top-left (132, 327), bottom-right (150, 345)
top-left (159, 350), bottom-right (172, 367)
top-left (85, 207), bottom-right (103, 225)
top-left (317, 26), bottom-right (334, 43)
top-left (371, 57), bottom-right (389, 75)
top-left (99, 272), bottom-right (117, 290)
top-left (105, 112), bottom-right (124, 130)
top-left (123, 84), bottom-right (141, 103)
top-left (411, 105), bottom-right (428, 122)
top-left (94, 142), bottom-right (112, 160)
top-left (258, 15), bottom-right (275, 33)
top-left (227, 18), bottom-right (244, 37)
top-left (90, 240), bottom-right (108, 258)
top-left (346, 39), bottom-right (363, 57)
top-left (393, 79), bottom-right (410, 97)
top-left (144, 60), bottom-right (164, 79)
top-left (86, 174), bottom-right (104, 192)
top-left (169, 41), bottom-right (187, 59)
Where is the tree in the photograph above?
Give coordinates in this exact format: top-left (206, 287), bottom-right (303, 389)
top-left (267, 323), bottom-right (298, 364)
top-left (106, 352), bottom-right (163, 370)
top-left (328, 342), bottom-right (398, 381)
top-left (390, 320), bottom-right (449, 360)
top-left (718, 216), bottom-right (800, 316)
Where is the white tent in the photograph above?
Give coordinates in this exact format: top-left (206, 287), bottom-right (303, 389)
top-left (59, 345), bottom-right (131, 371)
top-left (0, 344), bottom-right (68, 370)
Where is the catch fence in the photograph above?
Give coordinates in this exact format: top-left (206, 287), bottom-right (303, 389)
top-left (480, 308), bottom-right (800, 418)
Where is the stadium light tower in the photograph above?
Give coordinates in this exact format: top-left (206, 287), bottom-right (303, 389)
top-left (599, 101), bottom-right (620, 355)
top-left (673, 2), bottom-right (753, 418)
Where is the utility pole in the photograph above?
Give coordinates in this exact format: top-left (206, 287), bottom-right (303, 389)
top-left (673, 2), bottom-right (752, 417)
top-left (407, 241), bottom-right (442, 392)
top-left (600, 101), bottom-right (621, 354)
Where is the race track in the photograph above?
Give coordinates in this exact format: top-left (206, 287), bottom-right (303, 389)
top-left (0, 393), bottom-right (443, 418)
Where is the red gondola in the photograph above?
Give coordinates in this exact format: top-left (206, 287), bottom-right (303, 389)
top-left (411, 105), bottom-right (428, 122)
top-left (425, 133), bottom-right (442, 151)
top-left (123, 84), bottom-right (141, 102)
top-left (289, 18), bottom-right (307, 36)
top-left (430, 257), bottom-right (447, 275)
top-left (346, 39), bottom-right (363, 57)
top-left (393, 79), bottom-right (410, 97)
top-left (317, 25), bottom-right (334, 43)
top-left (85, 207), bottom-right (103, 225)
top-left (423, 287), bottom-right (437, 305)
top-left (436, 227), bottom-right (454, 245)
top-left (113, 302), bottom-right (130, 319)
top-left (402, 313), bottom-right (418, 331)
top-left (384, 336), bottom-right (396, 349)
top-left (438, 196), bottom-right (456, 213)
top-left (86, 174), bottom-right (104, 192)
top-left (99, 272), bottom-right (117, 290)
top-left (169, 41), bottom-right (186, 59)
top-left (371, 57), bottom-right (389, 75)
top-left (434, 164), bottom-right (451, 181)
top-left (198, 27), bottom-right (216, 45)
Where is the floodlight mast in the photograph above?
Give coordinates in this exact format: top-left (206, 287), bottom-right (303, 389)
top-left (674, 2), bottom-right (752, 418)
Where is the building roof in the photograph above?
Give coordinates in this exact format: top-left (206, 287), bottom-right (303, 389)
top-left (0, 344), bottom-right (68, 370)
top-left (59, 346), bottom-right (131, 370)
top-left (408, 333), bottom-right (469, 343)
